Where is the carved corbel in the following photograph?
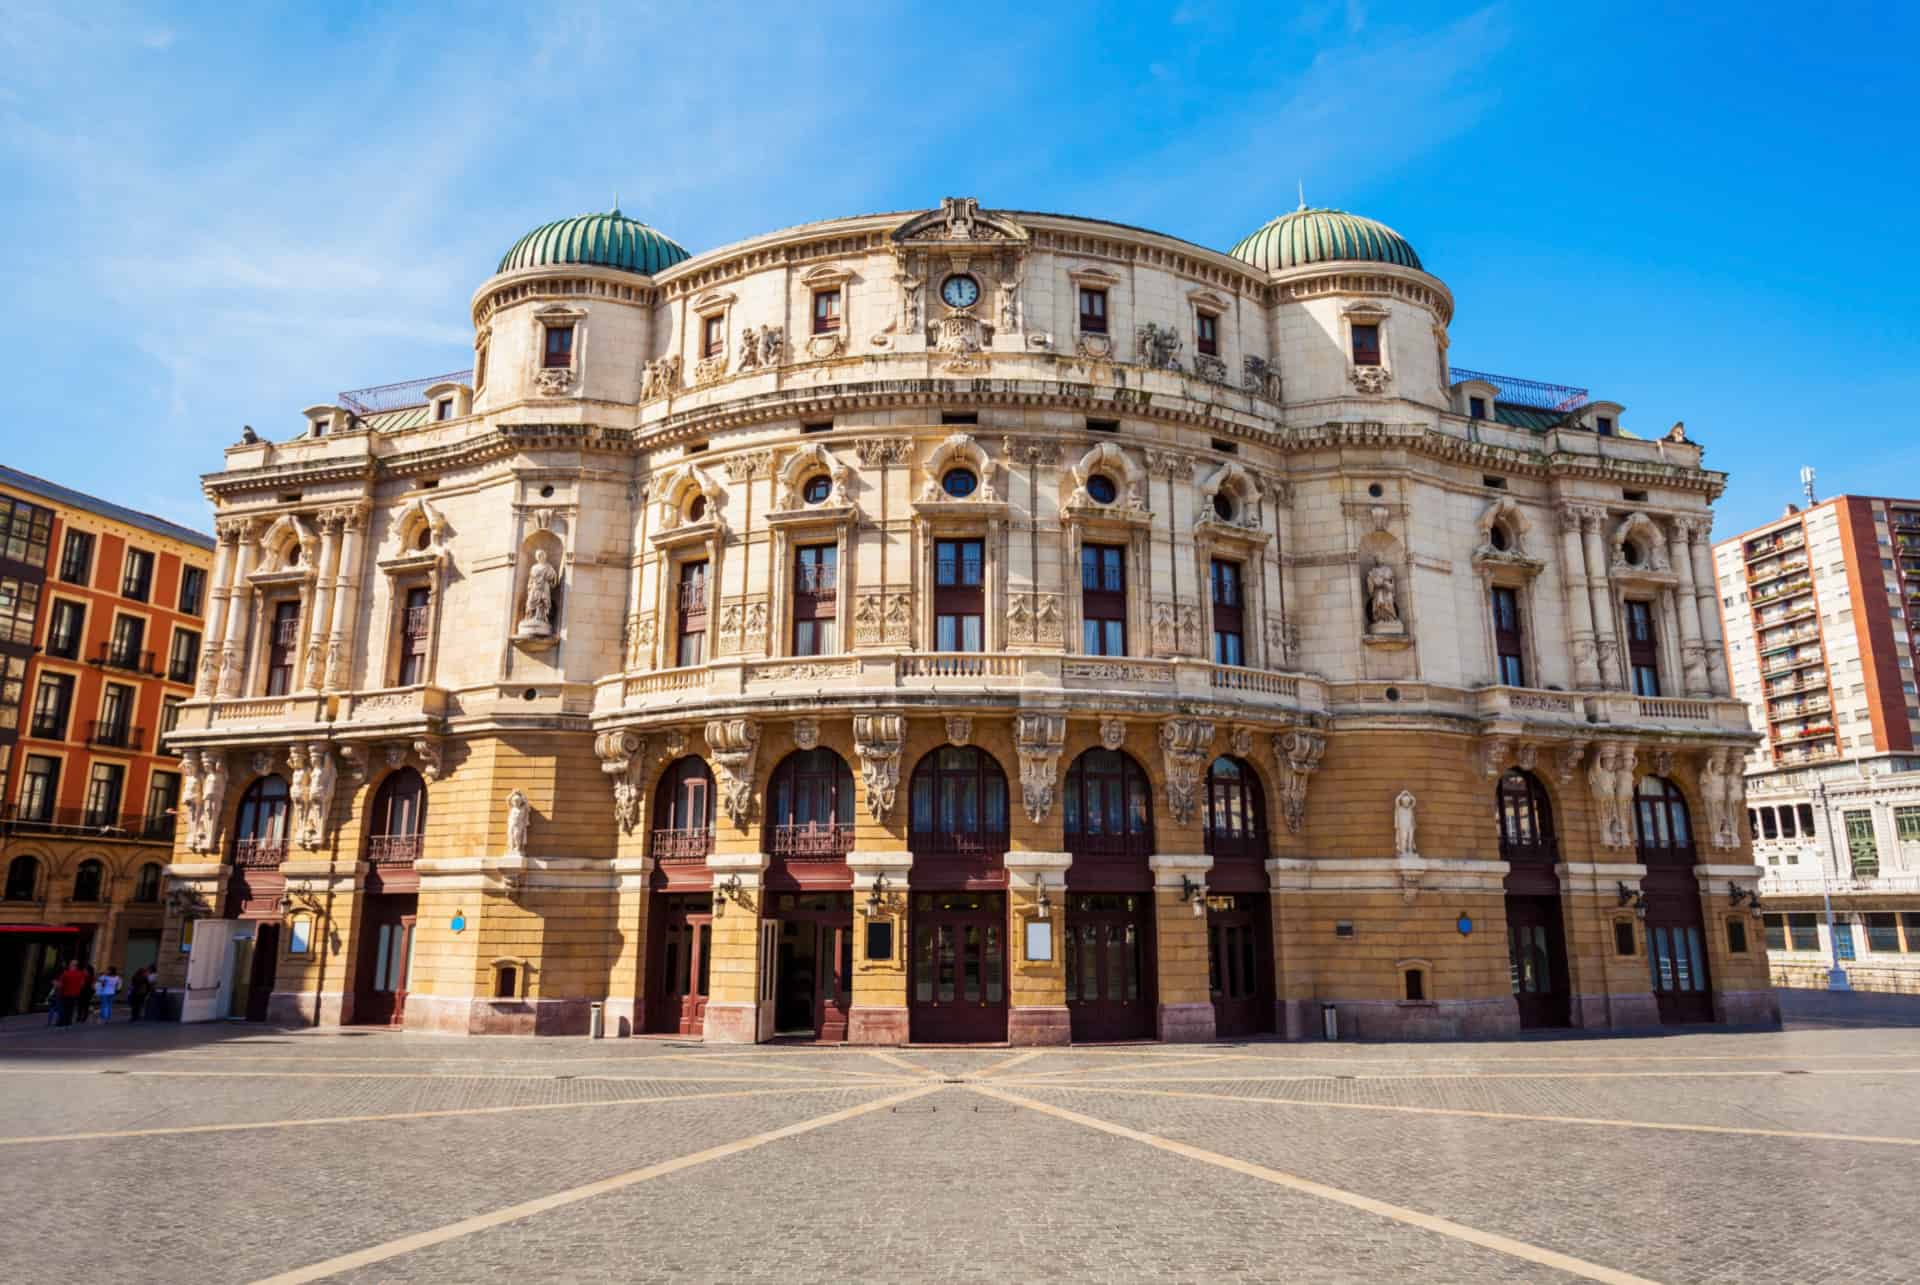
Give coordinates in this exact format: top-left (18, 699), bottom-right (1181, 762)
top-left (296, 742), bottom-right (336, 851)
top-left (1160, 719), bottom-right (1216, 827)
top-left (1480, 738), bottom-right (1512, 779)
top-left (852, 714), bottom-right (906, 823)
top-left (413, 738), bottom-right (443, 783)
top-left (1014, 712), bottom-right (1068, 824)
top-left (338, 744), bottom-right (367, 784)
top-left (594, 730), bottom-right (647, 836)
top-left (1099, 718), bottom-right (1127, 752)
top-left (944, 715), bottom-right (973, 747)
top-left (1553, 740), bottom-right (1588, 785)
top-left (791, 718), bottom-right (820, 751)
top-left (1272, 730), bottom-right (1327, 834)
top-left (704, 719), bottom-right (761, 828)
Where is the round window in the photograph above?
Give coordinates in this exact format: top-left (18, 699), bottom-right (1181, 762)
top-left (1086, 474), bottom-right (1118, 505)
top-left (1489, 524), bottom-right (1510, 552)
top-left (1367, 482), bottom-right (1384, 499)
top-left (802, 474), bottom-right (832, 505)
top-left (415, 527), bottom-right (432, 552)
top-left (1622, 539), bottom-right (1642, 567)
top-left (1213, 492), bottom-right (1235, 522)
top-left (688, 494), bottom-right (708, 522)
top-left (942, 468), bottom-right (978, 499)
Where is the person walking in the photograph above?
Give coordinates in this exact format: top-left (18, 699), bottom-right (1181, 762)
top-left (45, 972), bottom-right (63, 1027)
top-left (75, 965), bottom-right (97, 1025)
top-left (55, 960), bottom-right (87, 1028)
top-left (128, 965), bottom-right (154, 1022)
top-left (95, 967), bottom-right (121, 1023)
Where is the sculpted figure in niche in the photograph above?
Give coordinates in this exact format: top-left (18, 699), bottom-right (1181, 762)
top-left (506, 789), bottom-right (530, 858)
top-left (1366, 561), bottom-right (1400, 627)
top-left (1394, 790), bottom-right (1418, 857)
top-left (517, 549), bottom-right (560, 638)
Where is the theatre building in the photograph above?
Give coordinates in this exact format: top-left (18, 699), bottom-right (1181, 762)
top-left (158, 198), bottom-right (1775, 1040)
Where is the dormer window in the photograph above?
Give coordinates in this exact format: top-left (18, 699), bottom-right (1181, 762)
top-left (812, 289), bottom-right (842, 335)
top-left (1078, 288), bottom-right (1108, 334)
top-left (1196, 311), bottom-right (1219, 357)
top-left (435, 398), bottom-right (453, 421)
top-left (1469, 396), bottom-right (1487, 420)
top-left (702, 315), bottom-right (724, 358)
top-left (1595, 416), bottom-right (1615, 436)
top-left (543, 324), bottom-right (574, 369)
top-left (1351, 323), bottom-right (1381, 367)
top-left (311, 417), bottom-right (329, 437)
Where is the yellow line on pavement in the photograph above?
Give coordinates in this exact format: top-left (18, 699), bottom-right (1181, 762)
top-left (1010, 1052), bottom-right (1251, 1080)
top-left (973, 1049), bottom-right (1048, 1077)
top-left (255, 1082), bottom-right (945, 1284)
top-left (0, 1067), bottom-right (902, 1087)
top-left (998, 1066), bottom-right (1920, 1086)
top-left (0, 1083), bottom-right (885, 1147)
top-left (972, 1084), bottom-right (1656, 1285)
top-left (863, 1049), bottom-right (938, 1076)
top-left (1005, 1083), bottom-right (1920, 1148)
top-left (648, 1051), bottom-right (911, 1081)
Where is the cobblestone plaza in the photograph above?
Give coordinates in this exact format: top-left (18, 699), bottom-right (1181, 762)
top-left (3, 993), bottom-right (1915, 1283)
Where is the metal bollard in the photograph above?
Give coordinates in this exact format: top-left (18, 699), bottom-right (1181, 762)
top-left (588, 1001), bottom-right (605, 1039)
top-left (1320, 1003), bottom-right (1338, 1042)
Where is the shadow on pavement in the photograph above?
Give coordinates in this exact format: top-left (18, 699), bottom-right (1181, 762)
top-left (1778, 987), bottom-right (1920, 1030)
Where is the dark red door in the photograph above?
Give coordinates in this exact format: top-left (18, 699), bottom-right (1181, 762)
top-left (648, 896), bottom-right (712, 1035)
top-left (773, 895), bottom-right (852, 1041)
top-left (909, 892), bottom-right (1007, 1043)
top-left (1066, 893), bottom-right (1154, 1041)
top-left (1207, 894), bottom-right (1273, 1038)
top-left (1505, 895), bottom-right (1570, 1029)
top-left (353, 895), bottom-right (418, 1025)
top-left (1644, 870), bottom-right (1715, 1023)
top-left (245, 922), bottom-right (279, 1022)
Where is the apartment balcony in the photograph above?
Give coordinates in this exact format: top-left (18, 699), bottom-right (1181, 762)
top-left (1749, 575), bottom-right (1813, 605)
top-left (91, 642), bottom-right (157, 677)
top-left (366, 834), bottom-right (423, 866)
top-left (1759, 625), bottom-right (1821, 651)
top-left (0, 805), bottom-right (174, 842)
top-left (1762, 653), bottom-right (1827, 679)
top-left (86, 720), bottom-right (145, 752)
top-left (233, 837), bottom-right (289, 867)
top-left (651, 828), bottom-right (714, 864)
top-left (1777, 743), bottom-right (1841, 766)
top-left (768, 822), bottom-right (853, 861)
top-left (1759, 871), bottom-right (1920, 899)
top-left (1775, 723), bottom-right (1837, 744)
top-left (1768, 695), bottom-right (1831, 720)
top-left (1743, 532), bottom-right (1805, 563)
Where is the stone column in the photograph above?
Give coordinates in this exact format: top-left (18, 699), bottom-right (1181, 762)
top-left (1667, 518), bottom-right (1707, 696)
top-left (847, 849), bottom-right (913, 1044)
top-left (218, 522), bottom-right (260, 697)
top-left (1579, 508), bottom-right (1620, 688)
top-left (301, 514), bottom-right (342, 693)
top-left (1688, 522), bottom-right (1728, 696)
top-left (1005, 849), bottom-right (1071, 1045)
top-left (197, 523), bottom-right (239, 697)
top-left (324, 504), bottom-right (367, 692)
top-left (702, 850), bottom-right (770, 1044)
top-left (1148, 852), bottom-right (1215, 1042)
top-left (1557, 506), bottom-right (1601, 689)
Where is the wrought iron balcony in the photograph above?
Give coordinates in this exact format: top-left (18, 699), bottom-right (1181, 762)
top-left (1066, 831), bottom-right (1155, 860)
top-left (367, 834), bottom-right (422, 865)
top-left (1203, 828), bottom-right (1270, 862)
top-left (651, 827), bottom-right (713, 863)
top-left (0, 804), bottom-right (161, 840)
top-left (794, 565), bottom-right (837, 596)
top-left (93, 642), bottom-right (156, 675)
top-left (769, 822), bottom-right (853, 861)
top-left (909, 829), bottom-right (1009, 859)
top-left (86, 720), bottom-right (145, 752)
top-left (233, 837), bottom-right (289, 867)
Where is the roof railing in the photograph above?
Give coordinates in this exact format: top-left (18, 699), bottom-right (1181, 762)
top-left (337, 370), bottom-right (474, 416)
top-left (1449, 367), bottom-right (1590, 413)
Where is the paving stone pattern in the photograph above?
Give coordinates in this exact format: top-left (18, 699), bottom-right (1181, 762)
top-left (3, 996), bottom-right (1918, 1284)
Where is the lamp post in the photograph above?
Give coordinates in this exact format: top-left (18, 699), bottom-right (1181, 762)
top-left (1810, 781), bottom-right (1850, 992)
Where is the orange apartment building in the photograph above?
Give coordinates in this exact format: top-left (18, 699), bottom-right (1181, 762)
top-left (0, 464), bottom-right (215, 1016)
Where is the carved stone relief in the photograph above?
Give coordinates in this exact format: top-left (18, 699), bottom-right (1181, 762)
top-left (1159, 719), bottom-right (1216, 826)
top-left (705, 719), bottom-right (761, 827)
top-left (1273, 730), bottom-right (1326, 834)
top-left (1014, 712), bottom-right (1068, 825)
top-left (594, 730), bottom-right (647, 836)
top-left (791, 718), bottom-right (820, 751)
top-left (852, 714), bottom-right (905, 822)
top-left (1099, 717), bottom-right (1127, 752)
top-left (944, 715), bottom-right (973, 747)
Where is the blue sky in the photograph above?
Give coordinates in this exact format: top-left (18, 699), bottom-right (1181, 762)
top-left (2, 1), bottom-right (1914, 539)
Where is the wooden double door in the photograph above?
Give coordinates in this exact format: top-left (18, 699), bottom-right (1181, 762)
top-left (647, 894), bottom-right (713, 1036)
top-left (909, 892), bottom-right (1007, 1043)
top-left (1206, 894), bottom-right (1273, 1038)
top-left (1643, 869), bottom-right (1715, 1024)
top-left (353, 894), bottom-right (417, 1026)
top-left (772, 893), bottom-right (852, 1041)
top-left (1504, 894), bottom-right (1571, 1029)
top-left (1066, 893), bottom-right (1155, 1041)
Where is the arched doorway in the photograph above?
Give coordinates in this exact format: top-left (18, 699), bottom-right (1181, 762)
top-left (355, 768), bottom-right (426, 1025)
top-left (647, 755), bottom-right (717, 1036)
top-left (1063, 748), bottom-right (1155, 1041)
top-left (226, 775), bottom-right (291, 1021)
top-left (1203, 756), bottom-right (1275, 1038)
top-left (1635, 775), bottom-right (1714, 1023)
top-left (764, 749), bottom-right (854, 1040)
top-left (907, 747), bottom-right (1009, 1043)
top-left (1497, 770), bottom-right (1570, 1029)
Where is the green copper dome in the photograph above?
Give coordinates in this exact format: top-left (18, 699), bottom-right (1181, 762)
top-left (1229, 207), bottom-right (1422, 273)
top-left (497, 208), bottom-right (690, 277)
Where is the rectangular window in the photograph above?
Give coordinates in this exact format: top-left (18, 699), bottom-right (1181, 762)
top-left (543, 324), bottom-right (574, 368)
top-left (29, 672), bottom-right (73, 739)
top-left (108, 614), bottom-right (146, 671)
top-left (1905, 913), bottom-right (1920, 953)
top-left (1079, 544), bottom-right (1126, 657)
top-left (83, 762), bottom-right (124, 827)
top-left (1844, 810), bottom-right (1879, 876)
top-left (1491, 585), bottom-right (1525, 686)
top-left (1787, 912), bottom-right (1821, 951)
top-left (675, 561), bottom-right (709, 667)
top-left (47, 599), bottom-right (84, 660)
top-left (0, 576), bottom-right (40, 646)
top-left (1195, 311), bottom-right (1219, 357)
top-left (1468, 396), bottom-right (1487, 420)
top-left (1763, 914), bottom-right (1786, 951)
top-left (702, 315), bottom-right (724, 359)
top-left (812, 289), bottom-right (842, 335)
top-left (146, 770), bottom-right (181, 833)
top-left (98, 682), bottom-right (134, 745)
top-left (168, 629), bottom-right (200, 684)
top-left (1759, 808), bottom-right (1778, 839)
top-left (1896, 806), bottom-right (1920, 843)
top-left (0, 495), bottom-right (53, 568)
top-left (435, 398), bottom-right (453, 421)
top-left (160, 695), bottom-right (184, 737)
top-left (1866, 912), bottom-right (1902, 952)
top-left (0, 655), bottom-right (24, 734)
top-left (1779, 806), bottom-right (1798, 839)
top-left (1625, 599), bottom-right (1661, 696)
top-left (19, 754), bottom-right (60, 821)
top-left (121, 548), bottom-right (154, 601)
top-left (1726, 918), bottom-right (1749, 954)
top-left (1211, 559), bottom-right (1245, 666)
top-left (265, 600), bottom-right (300, 695)
top-left (397, 586), bottom-right (432, 686)
top-left (791, 545), bottom-right (838, 657)
top-left (1078, 287), bottom-right (1108, 334)
top-left (1833, 920), bottom-right (1856, 961)
top-left (1595, 416), bottom-right (1615, 436)
top-left (934, 538), bottom-right (985, 653)
top-left (1798, 803), bottom-right (1816, 833)
top-left (1350, 322), bottom-right (1381, 367)
top-left (58, 530), bottom-right (94, 584)
top-left (178, 565), bottom-right (206, 615)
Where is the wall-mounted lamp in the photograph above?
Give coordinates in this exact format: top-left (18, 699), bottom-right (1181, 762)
top-left (1728, 882), bottom-right (1763, 915)
top-left (1616, 880), bottom-right (1646, 919)
top-left (865, 873), bottom-right (891, 918)
top-left (1034, 882), bottom-right (1051, 920)
top-left (1180, 875), bottom-right (1206, 917)
top-left (714, 873), bottom-right (743, 915)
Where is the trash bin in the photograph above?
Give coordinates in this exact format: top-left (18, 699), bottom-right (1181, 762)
top-left (589, 1001), bottom-right (605, 1039)
top-left (1320, 1003), bottom-right (1338, 1042)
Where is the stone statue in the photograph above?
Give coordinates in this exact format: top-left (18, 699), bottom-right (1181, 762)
top-left (1394, 790), bottom-right (1418, 857)
top-left (517, 549), bottom-right (559, 638)
top-left (199, 754), bottom-right (228, 854)
top-left (738, 325), bottom-right (761, 371)
top-left (759, 325), bottom-right (784, 367)
top-left (506, 789), bottom-right (530, 858)
top-left (1366, 561), bottom-right (1400, 627)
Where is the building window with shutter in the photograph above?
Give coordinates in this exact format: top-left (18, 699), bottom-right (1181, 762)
top-left (1078, 288), bottom-right (1107, 334)
top-left (792, 545), bottom-right (837, 656)
top-left (934, 539), bottom-right (984, 652)
top-left (1491, 585), bottom-right (1525, 686)
top-left (1210, 559), bottom-right (1245, 666)
top-left (676, 561), bottom-right (709, 667)
top-left (543, 324), bottom-right (574, 369)
top-left (1625, 599), bottom-right (1660, 696)
top-left (265, 600), bottom-right (300, 695)
top-left (397, 586), bottom-right (432, 686)
top-left (1080, 545), bottom-right (1126, 656)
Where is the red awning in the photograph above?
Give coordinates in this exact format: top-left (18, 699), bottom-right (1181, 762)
top-left (0, 925), bottom-right (83, 934)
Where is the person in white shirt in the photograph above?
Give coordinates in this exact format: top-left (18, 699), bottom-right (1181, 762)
top-left (94, 967), bottom-right (122, 1023)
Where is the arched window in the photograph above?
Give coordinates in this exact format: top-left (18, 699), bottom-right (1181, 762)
top-left (1496, 770), bottom-right (1557, 862)
top-left (132, 862), bottom-right (163, 904)
top-left (653, 756), bottom-right (715, 863)
top-left (1634, 776), bottom-right (1694, 864)
top-left (765, 748), bottom-right (854, 859)
top-left (909, 747), bottom-right (1009, 856)
top-left (1062, 749), bottom-right (1153, 859)
top-left (1203, 756), bottom-right (1267, 860)
top-left (367, 768), bottom-right (427, 865)
top-left (71, 859), bottom-right (104, 903)
top-left (233, 775), bottom-right (290, 866)
top-left (4, 855), bottom-right (39, 901)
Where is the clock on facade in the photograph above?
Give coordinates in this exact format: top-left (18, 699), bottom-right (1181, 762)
top-left (940, 274), bottom-right (980, 309)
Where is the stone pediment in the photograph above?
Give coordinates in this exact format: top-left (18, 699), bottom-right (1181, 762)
top-left (892, 197), bottom-right (1028, 246)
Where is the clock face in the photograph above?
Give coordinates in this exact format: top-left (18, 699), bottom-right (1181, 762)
top-left (941, 274), bottom-right (981, 309)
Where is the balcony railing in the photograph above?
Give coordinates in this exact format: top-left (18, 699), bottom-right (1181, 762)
top-left (651, 827), bottom-right (713, 863)
top-left (1448, 367), bottom-right (1589, 413)
top-left (909, 830), bottom-right (1010, 859)
top-left (678, 582), bottom-right (707, 611)
top-left (367, 834), bottom-right (422, 865)
top-left (233, 837), bottom-right (289, 867)
top-left (86, 720), bottom-right (145, 752)
top-left (337, 369), bottom-right (474, 416)
top-left (794, 565), bottom-right (837, 596)
top-left (94, 642), bottom-right (155, 675)
top-left (1203, 829), bottom-right (1270, 862)
top-left (769, 823), bottom-right (853, 861)
top-left (1067, 831), bottom-right (1155, 860)
top-left (1, 805), bottom-right (172, 841)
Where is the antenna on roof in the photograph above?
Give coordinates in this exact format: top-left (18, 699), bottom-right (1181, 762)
top-left (612, 191), bottom-right (621, 216)
top-left (1800, 465), bottom-right (1817, 507)
top-left (1297, 180), bottom-right (1307, 211)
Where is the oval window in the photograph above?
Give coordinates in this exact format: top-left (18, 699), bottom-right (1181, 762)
top-left (1622, 539), bottom-right (1642, 567)
top-left (1213, 492), bottom-right (1235, 522)
top-left (687, 494), bottom-right (708, 523)
top-left (1086, 474), bottom-right (1118, 505)
top-left (802, 474), bottom-right (832, 505)
top-left (942, 468), bottom-right (978, 499)
top-left (1489, 524), bottom-right (1509, 552)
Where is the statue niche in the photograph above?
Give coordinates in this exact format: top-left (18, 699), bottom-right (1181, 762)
top-left (514, 530), bottom-right (565, 648)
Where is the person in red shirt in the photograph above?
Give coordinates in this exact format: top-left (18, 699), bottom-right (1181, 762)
top-left (56, 961), bottom-right (88, 1028)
